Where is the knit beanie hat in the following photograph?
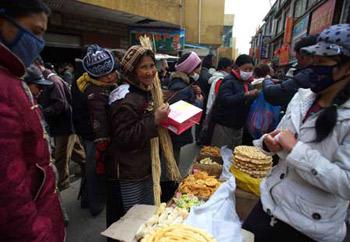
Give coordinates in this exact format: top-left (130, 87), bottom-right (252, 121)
top-left (235, 54), bottom-right (254, 67)
top-left (175, 52), bottom-right (202, 74)
top-left (82, 44), bottom-right (115, 78)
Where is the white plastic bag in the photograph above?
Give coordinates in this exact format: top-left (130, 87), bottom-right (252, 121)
top-left (184, 177), bottom-right (242, 242)
top-left (220, 146), bottom-right (234, 180)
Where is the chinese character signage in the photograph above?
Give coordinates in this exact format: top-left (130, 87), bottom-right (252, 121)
top-left (130, 28), bottom-right (185, 51)
top-left (309, 0), bottom-right (336, 35)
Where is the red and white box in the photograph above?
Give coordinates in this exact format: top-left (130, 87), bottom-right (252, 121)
top-left (161, 100), bottom-right (203, 135)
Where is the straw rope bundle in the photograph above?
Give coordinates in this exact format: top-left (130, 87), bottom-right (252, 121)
top-left (140, 36), bottom-right (181, 206)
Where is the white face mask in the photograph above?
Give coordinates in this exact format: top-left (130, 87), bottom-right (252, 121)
top-left (190, 72), bottom-right (200, 81)
top-left (240, 70), bottom-right (253, 81)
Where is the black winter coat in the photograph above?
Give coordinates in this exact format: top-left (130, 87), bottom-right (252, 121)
top-left (212, 72), bottom-right (255, 129)
top-left (263, 69), bottom-right (308, 110)
top-left (199, 67), bottom-right (212, 98)
top-left (71, 78), bottom-right (94, 141)
top-left (38, 70), bottom-right (73, 136)
top-left (84, 84), bottom-right (115, 143)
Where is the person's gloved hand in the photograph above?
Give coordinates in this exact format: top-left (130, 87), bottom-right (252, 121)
top-left (95, 141), bottom-right (109, 175)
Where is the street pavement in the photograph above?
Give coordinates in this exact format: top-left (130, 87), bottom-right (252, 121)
top-left (62, 142), bottom-right (200, 242)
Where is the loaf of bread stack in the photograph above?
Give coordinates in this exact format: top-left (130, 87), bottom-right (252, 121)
top-left (233, 146), bottom-right (272, 178)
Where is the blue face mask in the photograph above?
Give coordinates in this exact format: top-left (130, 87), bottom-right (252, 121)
top-left (0, 12), bottom-right (45, 67)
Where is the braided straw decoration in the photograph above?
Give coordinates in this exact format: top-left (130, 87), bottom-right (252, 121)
top-left (140, 36), bottom-right (181, 206)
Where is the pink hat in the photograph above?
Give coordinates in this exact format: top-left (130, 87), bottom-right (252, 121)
top-left (175, 52), bottom-right (202, 74)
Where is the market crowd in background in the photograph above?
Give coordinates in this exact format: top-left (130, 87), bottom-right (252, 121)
top-left (1, 0), bottom-right (350, 242)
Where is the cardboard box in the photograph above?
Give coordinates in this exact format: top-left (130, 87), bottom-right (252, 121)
top-left (101, 204), bottom-right (254, 242)
top-left (161, 100), bottom-right (202, 135)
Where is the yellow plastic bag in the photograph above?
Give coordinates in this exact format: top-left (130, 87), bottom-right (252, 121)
top-left (230, 165), bottom-right (261, 196)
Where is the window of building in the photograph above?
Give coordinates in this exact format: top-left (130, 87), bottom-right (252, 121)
top-left (222, 26), bottom-right (233, 48)
top-left (268, 18), bottom-right (273, 34)
top-left (294, 0), bottom-right (307, 18)
top-left (280, 0), bottom-right (288, 7)
top-left (278, 16), bottom-right (284, 34)
top-left (307, 0), bottom-right (319, 9)
top-left (282, 7), bottom-right (290, 28)
top-left (275, 17), bottom-right (282, 35)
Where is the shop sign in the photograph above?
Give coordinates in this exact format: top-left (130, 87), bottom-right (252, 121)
top-left (260, 35), bottom-right (271, 59)
top-left (279, 44), bottom-right (290, 65)
top-left (292, 14), bottom-right (309, 39)
top-left (130, 28), bottom-right (185, 51)
top-left (283, 16), bottom-right (293, 44)
top-left (309, 0), bottom-right (336, 35)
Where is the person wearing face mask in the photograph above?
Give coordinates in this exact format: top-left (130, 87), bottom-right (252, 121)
top-left (263, 35), bottom-right (318, 110)
top-left (107, 46), bottom-right (170, 227)
top-left (210, 54), bottom-right (259, 149)
top-left (0, 1), bottom-right (65, 241)
top-left (243, 24), bottom-right (350, 242)
top-left (167, 52), bottom-right (204, 163)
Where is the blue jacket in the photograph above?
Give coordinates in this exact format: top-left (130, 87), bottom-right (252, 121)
top-left (167, 71), bottom-right (203, 147)
top-left (212, 71), bottom-right (255, 129)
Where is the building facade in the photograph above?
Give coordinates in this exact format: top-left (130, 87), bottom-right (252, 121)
top-left (250, 0), bottom-right (349, 66)
top-left (43, 0), bottom-right (227, 64)
top-left (217, 14), bottom-right (239, 61)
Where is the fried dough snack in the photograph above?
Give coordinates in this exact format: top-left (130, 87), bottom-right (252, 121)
top-left (200, 146), bottom-right (221, 157)
top-left (136, 203), bottom-right (188, 240)
top-left (141, 224), bottom-right (217, 242)
top-left (179, 171), bottom-right (220, 199)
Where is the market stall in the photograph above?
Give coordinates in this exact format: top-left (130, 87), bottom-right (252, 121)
top-left (101, 143), bottom-right (276, 242)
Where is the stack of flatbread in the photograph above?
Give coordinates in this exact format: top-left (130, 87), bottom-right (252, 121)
top-left (233, 146), bottom-right (272, 178)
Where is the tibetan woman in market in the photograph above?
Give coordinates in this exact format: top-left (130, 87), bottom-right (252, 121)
top-left (106, 46), bottom-right (170, 226)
